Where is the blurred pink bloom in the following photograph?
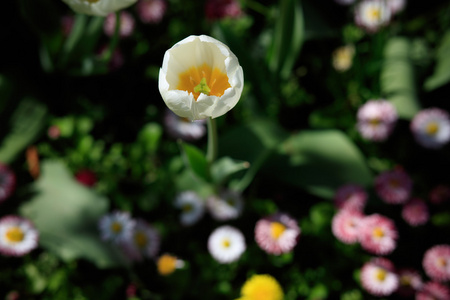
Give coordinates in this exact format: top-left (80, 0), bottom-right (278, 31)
top-left (402, 198), bottom-right (429, 226)
top-left (0, 163), bottom-right (16, 203)
top-left (396, 268), bottom-right (423, 297)
top-left (422, 245), bottom-right (450, 282)
top-left (120, 218), bottom-right (160, 262)
top-left (332, 209), bottom-right (364, 244)
top-left (136, 0), bottom-right (167, 24)
top-left (47, 125), bottom-right (61, 140)
top-left (429, 185), bottom-right (450, 205)
top-left (354, 0), bottom-right (392, 33)
top-left (416, 281), bottom-right (450, 300)
top-left (61, 15), bottom-right (75, 37)
top-left (375, 167), bottom-right (412, 204)
top-left (357, 99), bottom-right (398, 142)
top-left (164, 109), bottom-right (206, 141)
top-left (104, 11), bottom-right (135, 38)
top-left (387, 0), bottom-right (406, 15)
top-left (0, 215), bottom-right (39, 257)
top-left (254, 212), bottom-right (300, 255)
top-left (410, 108), bottom-right (450, 149)
top-left (358, 214), bottom-right (398, 255)
top-left (360, 257), bottom-right (399, 296)
top-left (333, 184), bottom-right (367, 212)
top-left (205, 0), bottom-right (242, 20)
top-left (98, 45), bottom-right (125, 71)
top-left (75, 169), bottom-right (98, 187)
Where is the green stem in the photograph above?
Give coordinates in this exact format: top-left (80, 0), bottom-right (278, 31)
top-left (206, 117), bottom-right (218, 165)
top-left (102, 11), bottom-right (121, 62)
top-left (232, 148), bottom-right (271, 193)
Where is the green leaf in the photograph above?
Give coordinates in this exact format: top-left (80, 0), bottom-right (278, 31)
top-left (138, 123), bottom-right (162, 153)
top-left (424, 30), bottom-right (450, 91)
top-left (0, 98), bottom-right (47, 163)
top-left (380, 37), bottom-right (421, 119)
top-left (179, 142), bottom-right (210, 182)
top-left (19, 160), bottom-right (128, 268)
top-left (210, 156), bottom-right (249, 185)
top-left (267, 130), bottom-right (372, 198)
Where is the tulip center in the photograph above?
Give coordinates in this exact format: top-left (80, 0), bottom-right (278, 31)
top-left (5, 226), bottom-right (25, 243)
top-left (270, 222), bottom-right (286, 239)
top-left (177, 63), bottom-right (231, 100)
top-left (426, 122), bottom-right (439, 136)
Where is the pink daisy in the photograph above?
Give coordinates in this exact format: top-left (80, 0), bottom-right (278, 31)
top-left (360, 257), bottom-right (399, 296)
top-left (205, 0), bottom-right (242, 20)
top-left (411, 108), bottom-right (450, 149)
top-left (333, 184), bottom-right (368, 212)
top-left (375, 167), bottom-right (413, 204)
top-left (358, 214), bottom-right (398, 255)
top-left (255, 213), bottom-right (300, 255)
top-left (396, 268), bottom-right (423, 297)
top-left (402, 198), bottom-right (429, 226)
top-left (429, 185), bottom-right (450, 205)
top-left (104, 11), bottom-right (135, 38)
top-left (0, 163), bottom-right (16, 203)
top-left (331, 209), bottom-right (365, 244)
top-left (357, 99), bottom-right (398, 141)
top-left (422, 245), bottom-right (450, 282)
top-left (120, 219), bottom-right (160, 262)
top-left (354, 0), bottom-right (392, 33)
top-left (0, 215), bottom-right (39, 257)
top-left (136, 0), bottom-right (167, 24)
top-left (416, 281), bottom-right (450, 300)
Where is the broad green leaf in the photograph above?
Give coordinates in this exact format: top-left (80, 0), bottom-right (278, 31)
top-left (211, 156), bottom-right (249, 185)
top-left (0, 98), bottom-right (47, 163)
top-left (179, 142), bottom-right (210, 182)
top-left (19, 160), bottom-right (128, 268)
top-left (424, 30), bottom-right (450, 91)
top-left (266, 130), bottom-right (372, 199)
top-left (380, 37), bottom-right (421, 119)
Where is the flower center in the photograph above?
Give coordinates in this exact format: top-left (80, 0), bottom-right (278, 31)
top-left (372, 227), bottom-right (385, 238)
top-left (369, 118), bottom-right (381, 126)
top-left (5, 226), bottom-right (25, 243)
top-left (134, 232), bottom-right (148, 248)
top-left (177, 63), bottom-right (231, 100)
top-left (400, 275), bottom-right (411, 286)
top-left (438, 258), bottom-right (448, 268)
top-left (110, 222), bottom-right (122, 233)
top-left (222, 238), bottom-right (231, 248)
top-left (270, 222), bottom-right (286, 239)
top-left (367, 7), bottom-right (381, 22)
top-left (157, 254), bottom-right (178, 275)
top-left (375, 269), bottom-right (387, 282)
top-left (182, 204), bottom-right (193, 212)
top-left (426, 122), bottom-right (439, 136)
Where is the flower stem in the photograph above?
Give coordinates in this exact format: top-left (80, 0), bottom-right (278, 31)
top-left (206, 117), bottom-right (218, 165)
top-left (102, 11), bottom-right (121, 62)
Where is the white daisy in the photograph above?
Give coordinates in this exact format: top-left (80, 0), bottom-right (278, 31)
top-left (355, 0), bottom-right (391, 33)
top-left (410, 108), bottom-right (450, 149)
top-left (0, 215), bottom-right (39, 256)
top-left (174, 191), bottom-right (205, 226)
top-left (207, 190), bottom-right (244, 221)
top-left (207, 225), bottom-right (246, 264)
top-left (98, 211), bottom-right (135, 244)
top-left (120, 219), bottom-right (160, 262)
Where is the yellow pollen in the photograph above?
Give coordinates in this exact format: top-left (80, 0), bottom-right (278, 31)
top-left (182, 204), bottom-right (193, 212)
top-left (372, 227), bottom-right (385, 238)
top-left (134, 232), bottom-right (148, 248)
top-left (5, 227), bottom-right (25, 243)
top-left (368, 8), bottom-right (381, 21)
top-left (426, 122), bottom-right (439, 135)
top-left (222, 239), bottom-right (231, 248)
top-left (110, 222), bottom-right (122, 233)
top-left (177, 63), bottom-right (231, 101)
top-left (369, 118), bottom-right (381, 126)
top-left (438, 258), bottom-right (448, 267)
top-left (157, 254), bottom-right (178, 276)
top-left (389, 179), bottom-right (399, 188)
top-left (270, 222), bottom-right (286, 239)
top-left (375, 269), bottom-right (387, 281)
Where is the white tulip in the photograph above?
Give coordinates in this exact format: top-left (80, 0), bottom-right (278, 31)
top-left (158, 35), bottom-right (244, 120)
top-left (62, 0), bottom-right (137, 17)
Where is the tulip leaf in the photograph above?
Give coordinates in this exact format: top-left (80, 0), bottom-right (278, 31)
top-left (211, 156), bottom-right (249, 186)
top-left (266, 130), bottom-right (373, 199)
top-left (19, 160), bottom-right (128, 268)
top-left (380, 37), bottom-right (421, 119)
top-left (424, 30), bottom-right (450, 91)
top-left (179, 142), bottom-right (210, 182)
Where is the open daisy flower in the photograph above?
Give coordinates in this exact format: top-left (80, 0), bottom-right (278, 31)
top-left (333, 183), bottom-right (368, 212)
top-left (255, 212), bottom-right (300, 255)
top-left (206, 189), bottom-right (243, 221)
top-left (207, 225), bottom-right (246, 264)
top-left (357, 99), bottom-right (398, 142)
top-left (410, 108), bottom-right (450, 149)
top-left (156, 253), bottom-right (185, 276)
top-left (358, 214), bottom-right (398, 255)
top-left (422, 244), bottom-right (450, 282)
top-left (360, 257), bottom-right (399, 296)
top-left (0, 215), bottom-right (39, 257)
top-left (158, 35), bottom-right (244, 120)
top-left (174, 191), bottom-right (205, 226)
top-left (164, 109), bottom-right (207, 141)
top-left (401, 198), bottom-right (429, 227)
top-left (416, 281), bottom-right (450, 300)
top-left (62, 0), bottom-right (138, 17)
top-left (375, 167), bottom-right (412, 205)
top-left (0, 163), bottom-right (16, 203)
top-left (354, 0), bottom-right (392, 33)
top-left (332, 209), bottom-right (365, 244)
top-left (98, 211), bottom-right (135, 244)
top-left (236, 274), bottom-right (284, 300)
top-left (121, 218), bottom-right (161, 262)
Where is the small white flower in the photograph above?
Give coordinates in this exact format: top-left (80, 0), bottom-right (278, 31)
top-left (207, 190), bottom-right (243, 221)
top-left (164, 109), bottom-right (207, 141)
top-left (174, 191), bottom-right (205, 226)
top-left (0, 215), bottom-right (39, 257)
top-left (98, 211), bottom-right (135, 244)
top-left (62, 0), bottom-right (138, 17)
top-left (355, 0), bottom-right (391, 33)
top-left (410, 108), bottom-right (450, 149)
top-left (332, 45), bottom-right (355, 72)
top-left (208, 225), bottom-right (246, 263)
top-left (158, 35), bottom-right (244, 120)
top-left (120, 219), bottom-right (160, 262)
